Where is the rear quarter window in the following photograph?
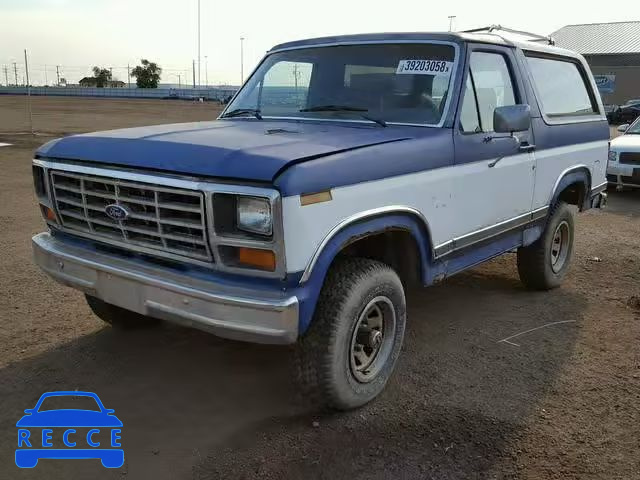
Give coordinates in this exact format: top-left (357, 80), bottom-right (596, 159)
top-left (525, 54), bottom-right (599, 119)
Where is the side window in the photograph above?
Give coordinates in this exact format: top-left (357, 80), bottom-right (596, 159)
top-left (460, 76), bottom-right (481, 133)
top-left (468, 52), bottom-right (516, 132)
top-left (525, 55), bottom-right (597, 117)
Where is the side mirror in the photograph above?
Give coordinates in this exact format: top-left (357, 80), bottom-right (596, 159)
top-left (494, 104), bottom-right (531, 134)
top-left (617, 124), bottom-right (630, 133)
top-left (24, 409), bottom-right (34, 415)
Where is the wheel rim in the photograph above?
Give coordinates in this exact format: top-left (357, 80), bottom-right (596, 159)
top-left (349, 296), bottom-right (396, 383)
top-left (550, 220), bottom-right (570, 273)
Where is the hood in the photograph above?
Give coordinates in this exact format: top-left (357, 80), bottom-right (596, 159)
top-left (16, 410), bottom-right (123, 428)
top-left (37, 120), bottom-right (413, 182)
top-left (610, 133), bottom-right (640, 152)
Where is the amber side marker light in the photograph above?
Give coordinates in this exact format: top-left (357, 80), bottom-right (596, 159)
top-left (40, 204), bottom-right (57, 222)
top-left (300, 190), bottom-right (332, 206)
top-left (237, 247), bottom-right (276, 271)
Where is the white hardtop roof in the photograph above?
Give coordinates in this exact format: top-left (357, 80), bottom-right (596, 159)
top-left (270, 30), bottom-right (584, 61)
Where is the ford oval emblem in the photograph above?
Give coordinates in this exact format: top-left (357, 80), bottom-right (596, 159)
top-left (104, 204), bottom-right (129, 221)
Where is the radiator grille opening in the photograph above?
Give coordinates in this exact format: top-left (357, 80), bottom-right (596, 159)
top-left (51, 170), bottom-right (212, 262)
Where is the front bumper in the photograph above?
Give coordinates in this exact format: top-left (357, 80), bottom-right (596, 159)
top-left (607, 163), bottom-right (640, 188)
top-left (32, 233), bottom-right (299, 344)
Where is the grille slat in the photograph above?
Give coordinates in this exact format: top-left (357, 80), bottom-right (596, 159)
top-left (619, 152), bottom-right (640, 165)
top-left (51, 171), bottom-right (211, 262)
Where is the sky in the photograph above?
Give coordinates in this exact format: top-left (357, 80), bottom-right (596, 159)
top-left (0, 0), bottom-right (637, 87)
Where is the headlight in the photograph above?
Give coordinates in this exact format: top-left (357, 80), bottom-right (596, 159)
top-left (608, 150), bottom-right (618, 163)
top-left (237, 196), bottom-right (272, 236)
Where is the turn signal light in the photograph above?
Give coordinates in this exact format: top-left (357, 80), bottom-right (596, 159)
top-left (40, 204), bottom-right (57, 223)
top-left (237, 247), bottom-right (276, 271)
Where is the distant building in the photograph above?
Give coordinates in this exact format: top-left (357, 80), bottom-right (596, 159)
top-left (78, 77), bottom-right (126, 88)
top-left (552, 21), bottom-right (640, 104)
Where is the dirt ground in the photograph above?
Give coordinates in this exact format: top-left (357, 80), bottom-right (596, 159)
top-left (0, 95), bottom-right (638, 480)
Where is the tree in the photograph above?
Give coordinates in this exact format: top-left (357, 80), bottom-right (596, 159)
top-left (130, 59), bottom-right (162, 88)
top-left (91, 66), bottom-right (112, 88)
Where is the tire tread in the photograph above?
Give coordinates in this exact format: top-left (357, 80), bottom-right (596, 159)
top-left (295, 257), bottom-right (403, 410)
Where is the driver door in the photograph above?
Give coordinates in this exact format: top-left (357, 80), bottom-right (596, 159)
top-left (451, 46), bottom-right (536, 242)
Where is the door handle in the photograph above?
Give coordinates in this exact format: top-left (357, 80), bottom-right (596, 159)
top-left (519, 143), bottom-right (536, 153)
top-left (488, 156), bottom-right (504, 168)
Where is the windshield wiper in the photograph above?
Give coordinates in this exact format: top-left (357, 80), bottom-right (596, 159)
top-left (299, 105), bottom-right (387, 127)
top-left (221, 108), bottom-right (263, 120)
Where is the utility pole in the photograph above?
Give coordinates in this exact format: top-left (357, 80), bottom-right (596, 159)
top-left (44, 65), bottom-right (48, 86)
top-left (127, 64), bottom-right (131, 88)
top-left (448, 15), bottom-right (456, 32)
top-left (24, 49), bottom-right (34, 134)
top-left (3, 66), bottom-right (8, 86)
top-left (197, 0), bottom-right (201, 87)
top-left (13, 62), bottom-right (18, 85)
top-left (204, 55), bottom-right (208, 87)
top-left (240, 37), bottom-right (245, 85)
top-left (192, 60), bottom-right (196, 88)
top-left (56, 65), bottom-right (60, 86)
top-left (178, 74), bottom-right (182, 88)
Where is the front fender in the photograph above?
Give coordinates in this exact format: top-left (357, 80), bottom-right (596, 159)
top-left (290, 212), bottom-right (432, 334)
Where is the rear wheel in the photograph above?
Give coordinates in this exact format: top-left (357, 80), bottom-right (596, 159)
top-left (85, 295), bottom-right (159, 329)
top-left (517, 201), bottom-right (575, 290)
top-left (295, 257), bottom-right (406, 410)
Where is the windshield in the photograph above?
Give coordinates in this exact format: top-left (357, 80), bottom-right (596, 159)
top-left (224, 43), bottom-right (457, 125)
top-left (627, 118), bottom-right (640, 134)
top-left (37, 395), bottom-right (101, 412)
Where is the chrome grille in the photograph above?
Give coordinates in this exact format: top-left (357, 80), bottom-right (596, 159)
top-left (51, 171), bottom-right (212, 262)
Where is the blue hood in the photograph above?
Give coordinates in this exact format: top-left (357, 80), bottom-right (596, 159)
top-left (37, 120), bottom-right (413, 182)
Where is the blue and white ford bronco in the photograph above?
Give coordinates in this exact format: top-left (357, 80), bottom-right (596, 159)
top-left (32, 31), bottom-right (608, 409)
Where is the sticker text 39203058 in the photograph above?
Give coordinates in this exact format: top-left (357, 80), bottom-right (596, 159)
top-left (396, 60), bottom-right (452, 75)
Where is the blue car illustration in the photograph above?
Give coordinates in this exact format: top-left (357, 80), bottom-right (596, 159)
top-left (16, 391), bottom-right (123, 468)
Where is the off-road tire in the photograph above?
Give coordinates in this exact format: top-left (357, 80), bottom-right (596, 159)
top-left (517, 201), bottom-right (575, 290)
top-left (295, 257), bottom-right (406, 410)
top-left (85, 295), bottom-right (159, 329)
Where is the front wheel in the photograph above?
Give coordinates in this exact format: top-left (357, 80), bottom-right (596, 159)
top-left (295, 257), bottom-right (406, 410)
top-left (517, 201), bottom-right (575, 290)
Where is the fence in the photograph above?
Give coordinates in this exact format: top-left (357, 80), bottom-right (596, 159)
top-left (0, 86), bottom-right (237, 102)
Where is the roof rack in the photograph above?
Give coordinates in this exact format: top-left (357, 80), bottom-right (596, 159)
top-left (462, 25), bottom-right (555, 45)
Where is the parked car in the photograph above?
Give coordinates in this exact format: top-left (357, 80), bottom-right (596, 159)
top-left (604, 104), bottom-right (621, 124)
top-left (617, 99), bottom-right (640, 124)
top-left (31, 32), bottom-right (608, 410)
top-left (607, 117), bottom-right (640, 188)
top-left (15, 391), bottom-right (123, 468)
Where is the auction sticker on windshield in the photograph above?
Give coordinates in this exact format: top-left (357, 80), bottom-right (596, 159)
top-left (396, 60), bottom-right (452, 75)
